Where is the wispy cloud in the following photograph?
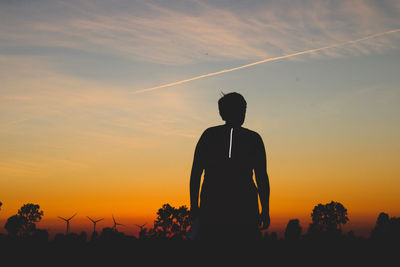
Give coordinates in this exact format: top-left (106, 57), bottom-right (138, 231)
top-left (1, 0), bottom-right (399, 144)
top-left (1, 0), bottom-right (399, 65)
top-left (0, 54), bottom-right (204, 141)
top-left (133, 28), bottom-right (400, 93)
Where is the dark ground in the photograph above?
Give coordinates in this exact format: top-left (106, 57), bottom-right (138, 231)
top-left (1, 238), bottom-right (398, 267)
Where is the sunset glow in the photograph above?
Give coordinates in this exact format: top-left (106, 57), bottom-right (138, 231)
top-left (1, 0), bottom-right (400, 238)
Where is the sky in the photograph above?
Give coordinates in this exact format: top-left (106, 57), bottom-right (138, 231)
top-left (1, 0), bottom-right (400, 238)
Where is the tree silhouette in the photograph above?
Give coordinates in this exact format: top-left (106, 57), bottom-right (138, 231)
top-left (151, 204), bottom-right (191, 239)
top-left (17, 203), bottom-right (44, 234)
top-left (269, 231), bottom-right (278, 242)
top-left (376, 212), bottom-right (390, 225)
top-left (0, 201), bottom-right (2, 211)
top-left (90, 231), bottom-right (99, 243)
top-left (98, 227), bottom-right (128, 243)
top-left (310, 201), bottom-right (349, 234)
top-left (371, 212), bottom-right (400, 241)
top-left (285, 219), bottom-right (302, 241)
top-left (30, 228), bottom-right (49, 243)
top-left (79, 231), bottom-right (87, 243)
top-left (4, 214), bottom-right (27, 237)
top-left (371, 212), bottom-right (390, 239)
top-left (390, 217), bottom-right (400, 240)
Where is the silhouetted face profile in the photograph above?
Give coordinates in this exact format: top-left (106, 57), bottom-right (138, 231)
top-left (218, 92), bottom-right (247, 126)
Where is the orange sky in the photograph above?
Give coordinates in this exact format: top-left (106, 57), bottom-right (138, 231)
top-left (1, 0), bottom-right (400, 239)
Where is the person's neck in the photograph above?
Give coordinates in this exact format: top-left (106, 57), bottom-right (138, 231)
top-left (225, 122), bottom-right (241, 128)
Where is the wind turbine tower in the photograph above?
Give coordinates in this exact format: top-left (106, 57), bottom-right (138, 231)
top-left (135, 223), bottom-right (146, 231)
top-left (135, 223), bottom-right (147, 239)
top-left (112, 215), bottom-right (125, 232)
top-left (58, 213), bottom-right (77, 234)
top-left (87, 216), bottom-right (104, 233)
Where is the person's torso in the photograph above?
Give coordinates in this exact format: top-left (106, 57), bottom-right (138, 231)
top-left (201, 125), bottom-right (259, 196)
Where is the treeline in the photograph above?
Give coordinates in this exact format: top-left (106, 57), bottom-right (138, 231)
top-left (1, 201), bottom-right (399, 245)
top-left (1, 200), bottom-right (399, 266)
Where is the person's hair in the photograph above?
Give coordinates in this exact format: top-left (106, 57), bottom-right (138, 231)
top-left (218, 92), bottom-right (247, 125)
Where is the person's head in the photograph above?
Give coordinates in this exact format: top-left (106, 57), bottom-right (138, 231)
top-left (218, 92), bottom-right (247, 126)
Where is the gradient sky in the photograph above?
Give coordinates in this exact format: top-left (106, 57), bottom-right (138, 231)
top-left (1, 0), bottom-right (400, 237)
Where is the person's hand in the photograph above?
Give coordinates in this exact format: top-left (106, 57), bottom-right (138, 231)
top-left (259, 211), bottom-right (270, 230)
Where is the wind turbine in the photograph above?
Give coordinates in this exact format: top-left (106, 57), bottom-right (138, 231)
top-left (112, 215), bottom-right (124, 231)
top-left (87, 216), bottom-right (104, 233)
top-left (135, 223), bottom-right (146, 231)
top-left (58, 213), bottom-right (77, 234)
top-left (135, 223), bottom-right (147, 239)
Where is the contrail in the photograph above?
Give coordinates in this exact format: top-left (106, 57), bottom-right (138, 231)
top-left (133, 28), bottom-right (400, 94)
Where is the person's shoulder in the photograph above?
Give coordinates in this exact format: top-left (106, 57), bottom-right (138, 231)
top-left (202, 125), bottom-right (225, 134)
top-left (197, 125), bottom-right (222, 141)
top-left (207, 125), bottom-right (225, 131)
top-left (240, 127), bottom-right (262, 138)
top-left (241, 127), bottom-right (265, 146)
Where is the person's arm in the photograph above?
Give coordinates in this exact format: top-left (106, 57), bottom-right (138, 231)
top-left (189, 131), bottom-right (206, 219)
top-left (254, 133), bottom-right (270, 229)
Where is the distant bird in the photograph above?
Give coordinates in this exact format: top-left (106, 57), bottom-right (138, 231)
top-left (112, 215), bottom-right (124, 231)
top-left (87, 216), bottom-right (104, 233)
top-left (58, 213), bottom-right (77, 234)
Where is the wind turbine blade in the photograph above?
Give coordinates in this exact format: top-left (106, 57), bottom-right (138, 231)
top-left (58, 216), bottom-right (67, 221)
top-left (68, 213), bottom-right (77, 220)
top-left (116, 223), bottom-right (125, 226)
top-left (135, 223), bottom-right (146, 228)
top-left (112, 215), bottom-right (116, 224)
top-left (95, 218), bottom-right (104, 223)
top-left (87, 216), bottom-right (95, 223)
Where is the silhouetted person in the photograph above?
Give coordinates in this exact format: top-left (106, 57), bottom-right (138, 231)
top-left (190, 92), bottom-right (270, 242)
